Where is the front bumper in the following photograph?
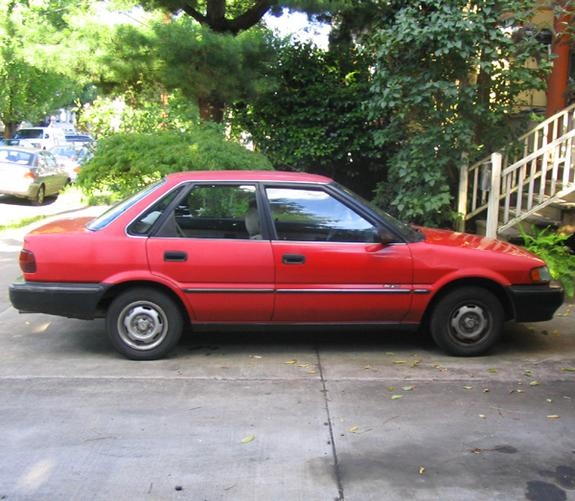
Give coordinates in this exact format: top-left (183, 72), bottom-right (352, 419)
top-left (9, 281), bottom-right (109, 320)
top-left (507, 284), bottom-right (564, 322)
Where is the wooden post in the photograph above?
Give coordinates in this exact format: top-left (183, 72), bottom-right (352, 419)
top-left (457, 153), bottom-right (469, 232)
top-left (486, 152), bottom-right (502, 239)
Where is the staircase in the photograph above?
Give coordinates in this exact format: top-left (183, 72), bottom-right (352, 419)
top-left (458, 103), bottom-right (575, 238)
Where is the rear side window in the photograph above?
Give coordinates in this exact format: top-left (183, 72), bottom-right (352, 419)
top-left (128, 186), bottom-right (185, 236)
top-left (159, 184), bottom-right (259, 239)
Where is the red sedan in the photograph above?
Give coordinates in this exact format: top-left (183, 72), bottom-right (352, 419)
top-left (9, 171), bottom-right (563, 359)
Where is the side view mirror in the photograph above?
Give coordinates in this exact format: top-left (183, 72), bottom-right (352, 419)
top-left (376, 227), bottom-right (397, 245)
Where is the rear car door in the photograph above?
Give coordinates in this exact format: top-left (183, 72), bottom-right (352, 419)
top-left (144, 183), bottom-right (275, 322)
top-left (265, 185), bottom-right (413, 323)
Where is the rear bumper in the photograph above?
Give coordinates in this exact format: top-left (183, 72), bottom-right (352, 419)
top-left (9, 281), bottom-right (109, 320)
top-left (507, 285), bottom-right (564, 322)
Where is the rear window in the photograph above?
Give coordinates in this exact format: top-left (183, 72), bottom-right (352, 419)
top-left (0, 149), bottom-right (34, 165)
top-left (86, 180), bottom-right (165, 231)
top-left (15, 129), bottom-right (43, 139)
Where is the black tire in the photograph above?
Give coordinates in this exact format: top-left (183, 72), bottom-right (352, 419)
top-left (430, 286), bottom-right (503, 356)
top-left (106, 288), bottom-right (183, 360)
top-left (32, 185), bottom-right (45, 206)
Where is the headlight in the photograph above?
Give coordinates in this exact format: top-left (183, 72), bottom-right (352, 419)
top-left (530, 266), bottom-right (551, 283)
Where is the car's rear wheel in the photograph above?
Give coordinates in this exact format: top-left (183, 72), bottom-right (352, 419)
top-left (32, 185), bottom-right (45, 206)
top-left (106, 288), bottom-right (183, 360)
top-left (430, 286), bottom-right (503, 356)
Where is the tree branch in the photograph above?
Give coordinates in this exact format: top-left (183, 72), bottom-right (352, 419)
top-left (228, 0), bottom-right (273, 34)
top-left (180, 1), bottom-right (208, 25)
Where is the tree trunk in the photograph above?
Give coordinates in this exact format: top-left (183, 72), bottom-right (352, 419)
top-left (198, 97), bottom-right (225, 123)
top-left (3, 121), bottom-right (20, 139)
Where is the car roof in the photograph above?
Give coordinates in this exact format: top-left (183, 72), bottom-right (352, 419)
top-left (166, 170), bottom-right (333, 184)
top-left (0, 146), bottom-right (40, 154)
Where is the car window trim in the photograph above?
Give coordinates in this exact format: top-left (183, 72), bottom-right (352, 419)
top-left (147, 181), bottom-right (264, 241)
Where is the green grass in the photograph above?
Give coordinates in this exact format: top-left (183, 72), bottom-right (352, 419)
top-left (0, 215), bottom-right (48, 232)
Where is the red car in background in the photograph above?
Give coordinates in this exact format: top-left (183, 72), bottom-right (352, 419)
top-left (9, 171), bottom-right (564, 360)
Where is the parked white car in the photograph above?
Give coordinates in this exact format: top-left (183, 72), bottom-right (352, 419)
top-left (0, 147), bottom-right (70, 204)
top-left (13, 127), bottom-right (67, 150)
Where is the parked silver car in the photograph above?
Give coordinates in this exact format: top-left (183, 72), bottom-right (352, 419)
top-left (0, 147), bottom-right (70, 205)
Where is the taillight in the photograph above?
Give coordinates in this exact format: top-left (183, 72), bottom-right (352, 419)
top-left (24, 170), bottom-right (37, 180)
top-left (19, 249), bottom-right (37, 273)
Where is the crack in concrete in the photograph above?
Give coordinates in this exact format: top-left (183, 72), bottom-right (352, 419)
top-left (315, 344), bottom-right (345, 501)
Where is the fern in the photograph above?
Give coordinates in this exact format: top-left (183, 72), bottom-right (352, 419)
top-left (521, 226), bottom-right (575, 297)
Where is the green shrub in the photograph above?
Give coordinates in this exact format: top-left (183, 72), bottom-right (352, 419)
top-left (77, 128), bottom-right (272, 202)
top-left (521, 226), bottom-right (575, 297)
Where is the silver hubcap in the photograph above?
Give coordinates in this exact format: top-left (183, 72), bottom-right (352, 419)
top-left (117, 301), bottom-right (168, 351)
top-left (450, 304), bottom-right (489, 343)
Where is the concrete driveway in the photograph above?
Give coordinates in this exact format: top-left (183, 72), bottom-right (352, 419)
top-left (0, 202), bottom-right (574, 500)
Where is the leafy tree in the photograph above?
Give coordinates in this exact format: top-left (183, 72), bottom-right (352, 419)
top-left (233, 41), bottom-right (384, 196)
top-left (0, 0), bottom-right (88, 136)
top-left (366, 0), bottom-right (551, 226)
top-left (78, 127), bottom-right (272, 200)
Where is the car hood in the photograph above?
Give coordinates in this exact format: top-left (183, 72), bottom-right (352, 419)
top-left (29, 217), bottom-right (93, 235)
top-left (417, 226), bottom-right (538, 260)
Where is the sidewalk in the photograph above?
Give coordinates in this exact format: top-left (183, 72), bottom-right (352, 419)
top-left (0, 190), bottom-right (106, 252)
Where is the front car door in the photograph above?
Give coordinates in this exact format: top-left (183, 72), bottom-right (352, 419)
top-left (143, 183), bottom-right (275, 322)
top-left (265, 185), bottom-right (413, 323)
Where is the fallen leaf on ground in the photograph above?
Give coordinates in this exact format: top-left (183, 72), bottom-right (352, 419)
top-left (387, 386), bottom-right (396, 392)
top-left (561, 367), bottom-right (575, 372)
top-left (385, 352), bottom-right (395, 356)
top-left (479, 414), bottom-right (486, 419)
top-left (393, 360), bottom-right (407, 365)
top-left (546, 399), bottom-right (553, 403)
top-left (524, 370), bottom-right (533, 377)
top-left (463, 385), bottom-right (473, 390)
top-left (547, 415), bottom-right (560, 419)
top-left (402, 386), bottom-right (415, 391)
top-left (349, 426), bottom-right (359, 433)
top-left (391, 395), bottom-right (403, 400)
top-left (487, 368), bottom-right (498, 374)
top-left (529, 380), bottom-right (540, 386)
top-left (241, 435), bottom-right (256, 444)
top-left (418, 466), bottom-right (426, 475)
top-left (250, 355), bottom-right (262, 359)
top-left (285, 360), bottom-right (297, 365)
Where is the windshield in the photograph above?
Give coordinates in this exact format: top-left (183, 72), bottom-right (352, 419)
top-left (86, 180), bottom-right (165, 231)
top-left (15, 129), bottom-right (43, 139)
top-left (333, 183), bottom-right (424, 242)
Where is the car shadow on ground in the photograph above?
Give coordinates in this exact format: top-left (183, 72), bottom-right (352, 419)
top-left (0, 194), bottom-right (58, 207)
top-left (22, 317), bottom-right (573, 362)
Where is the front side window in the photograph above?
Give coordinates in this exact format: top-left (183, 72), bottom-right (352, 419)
top-left (266, 187), bottom-right (376, 242)
top-left (168, 184), bottom-right (259, 239)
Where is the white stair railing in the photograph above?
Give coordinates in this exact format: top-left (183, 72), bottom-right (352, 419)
top-left (458, 103), bottom-right (575, 237)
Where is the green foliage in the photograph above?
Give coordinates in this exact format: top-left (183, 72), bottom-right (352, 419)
top-left (521, 226), bottom-right (575, 297)
top-left (79, 90), bottom-right (199, 137)
top-left (233, 41), bottom-right (384, 197)
top-left (0, 0), bottom-right (88, 133)
top-left (366, 0), bottom-right (551, 226)
top-left (77, 128), bottom-right (272, 201)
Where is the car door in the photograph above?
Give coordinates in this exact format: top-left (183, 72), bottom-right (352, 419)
top-left (265, 185), bottom-right (413, 323)
top-left (144, 183), bottom-right (275, 322)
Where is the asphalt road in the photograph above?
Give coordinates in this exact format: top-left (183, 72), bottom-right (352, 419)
top-left (0, 202), bottom-right (574, 500)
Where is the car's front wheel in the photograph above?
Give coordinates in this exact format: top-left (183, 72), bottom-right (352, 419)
top-left (106, 288), bottom-right (183, 360)
top-left (430, 286), bottom-right (503, 356)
